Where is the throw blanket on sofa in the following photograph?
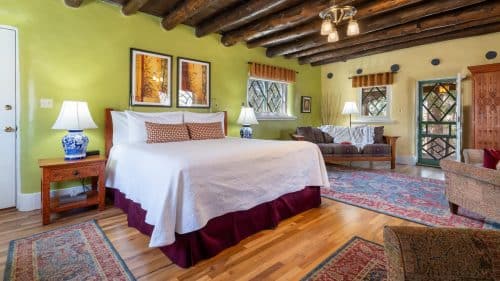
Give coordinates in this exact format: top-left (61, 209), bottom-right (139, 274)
top-left (319, 125), bottom-right (375, 149)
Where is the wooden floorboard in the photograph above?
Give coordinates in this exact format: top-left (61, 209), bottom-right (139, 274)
top-left (0, 164), bottom-right (442, 280)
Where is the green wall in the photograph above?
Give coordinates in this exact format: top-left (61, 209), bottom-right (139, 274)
top-left (1, 0), bottom-right (321, 194)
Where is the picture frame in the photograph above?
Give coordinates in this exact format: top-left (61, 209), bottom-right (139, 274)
top-left (301, 96), bottom-right (312, 113)
top-left (130, 48), bottom-right (173, 107)
top-left (177, 57), bottom-right (211, 108)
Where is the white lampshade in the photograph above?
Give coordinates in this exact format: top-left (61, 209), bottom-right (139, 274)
top-left (342, 102), bottom-right (359, 115)
top-left (347, 20), bottom-right (360, 36)
top-left (52, 101), bottom-right (98, 130)
top-left (327, 28), bottom-right (339, 43)
top-left (320, 19), bottom-right (333, 36)
top-left (237, 106), bottom-right (259, 125)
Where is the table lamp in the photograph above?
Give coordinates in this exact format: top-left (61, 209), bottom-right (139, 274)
top-left (237, 105), bottom-right (259, 138)
top-left (52, 101), bottom-right (98, 160)
top-left (342, 101), bottom-right (359, 128)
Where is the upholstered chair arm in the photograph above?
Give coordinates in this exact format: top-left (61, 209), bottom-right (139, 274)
top-left (440, 159), bottom-right (500, 186)
top-left (290, 134), bottom-right (305, 141)
top-left (383, 226), bottom-right (500, 281)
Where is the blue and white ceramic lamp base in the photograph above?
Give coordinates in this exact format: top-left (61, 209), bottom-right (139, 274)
top-left (62, 130), bottom-right (89, 160)
top-left (240, 125), bottom-right (253, 139)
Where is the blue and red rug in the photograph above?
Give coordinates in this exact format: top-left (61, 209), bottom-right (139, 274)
top-left (4, 220), bottom-right (135, 281)
top-left (323, 165), bottom-right (499, 229)
top-left (302, 237), bottom-right (386, 281)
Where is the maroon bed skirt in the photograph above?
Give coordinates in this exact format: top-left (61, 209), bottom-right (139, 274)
top-left (111, 186), bottom-right (321, 268)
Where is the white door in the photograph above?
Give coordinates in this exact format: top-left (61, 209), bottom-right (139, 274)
top-left (0, 27), bottom-right (17, 209)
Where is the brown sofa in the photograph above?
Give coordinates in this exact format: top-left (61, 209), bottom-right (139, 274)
top-left (291, 126), bottom-right (399, 169)
top-left (384, 226), bottom-right (500, 281)
top-left (440, 159), bottom-right (500, 222)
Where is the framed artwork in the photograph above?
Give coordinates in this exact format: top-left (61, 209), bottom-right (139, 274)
top-left (130, 48), bottom-right (172, 107)
top-left (301, 96), bottom-right (312, 113)
top-left (177, 57), bottom-right (211, 108)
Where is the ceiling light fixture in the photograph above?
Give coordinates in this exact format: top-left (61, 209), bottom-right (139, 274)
top-left (328, 28), bottom-right (340, 43)
top-left (319, 3), bottom-right (359, 42)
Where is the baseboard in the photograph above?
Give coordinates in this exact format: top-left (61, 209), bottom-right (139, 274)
top-left (396, 156), bottom-right (417, 165)
top-left (17, 185), bottom-right (89, 212)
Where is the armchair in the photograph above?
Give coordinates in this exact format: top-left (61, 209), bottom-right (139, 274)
top-left (440, 159), bottom-right (500, 222)
top-left (384, 226), bottom-right (500, 281)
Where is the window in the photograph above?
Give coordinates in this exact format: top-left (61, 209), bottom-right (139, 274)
top-left (247, 78), bottom-right (293, 119)
top-left (357, 85), bottom-right (392, 122)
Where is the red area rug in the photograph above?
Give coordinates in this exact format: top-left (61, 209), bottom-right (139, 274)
top-left (4, 220), bottom-right (135, 281)
top-left (302, 237), bottom-right (386, 281)
top-left (323, 165), bottom-right (499, 229)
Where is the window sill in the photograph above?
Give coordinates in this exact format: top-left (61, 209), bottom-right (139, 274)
top-left (256, 114), bottom-right (297, 121)
top-left (352, 119), bottom-right (396, 124)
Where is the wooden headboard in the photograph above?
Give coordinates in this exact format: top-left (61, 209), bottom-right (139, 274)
top-left (105, 108), bottom-right (228, 158)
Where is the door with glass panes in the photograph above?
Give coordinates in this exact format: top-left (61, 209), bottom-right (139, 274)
top-left (417, 77), bottom-right (461, 167)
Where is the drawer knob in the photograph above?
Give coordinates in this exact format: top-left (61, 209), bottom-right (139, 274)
top-left (72, 170), bottom-right (80, 176)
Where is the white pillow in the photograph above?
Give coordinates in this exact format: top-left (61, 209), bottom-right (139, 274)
top-left (110, 111), bottom-right (129, 145)
top-left (126, 111), bottom-right (184, 143)
top-left (183, 112), bottom-right (225, 133)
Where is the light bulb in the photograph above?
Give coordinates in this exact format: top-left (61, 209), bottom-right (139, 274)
top-left (327, 28), bottom-right (339, 43)
top-left (347, 20), bottom-right (360, 36)
top-left (321, 19), bottom-right (334, 36)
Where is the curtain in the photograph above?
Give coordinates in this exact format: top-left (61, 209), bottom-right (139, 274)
top-left (352, 72), bottom-right (394, 87)
top-left (249, 62), bottom-right (296, 83)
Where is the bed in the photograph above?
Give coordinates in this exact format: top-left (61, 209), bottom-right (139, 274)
top-left (104, 108), bottom-right (329, 267)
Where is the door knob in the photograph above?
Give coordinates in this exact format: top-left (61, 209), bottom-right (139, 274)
top-left (4, 105), bottom-right (12, 110)
top-left (4, 126), bottom-right (16, 133)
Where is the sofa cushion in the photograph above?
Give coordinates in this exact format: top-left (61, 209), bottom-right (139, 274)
top-left (317, 143), bottom-right (359, 155)
top-left (374, 126), bottom-right (384, 144)
top-left (297, 127), bottom-right (325, 143)
top-left (362, 144), bottom-right (391, 156)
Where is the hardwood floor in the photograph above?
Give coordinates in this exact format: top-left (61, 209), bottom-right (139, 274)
top-left (0, 164), bottom-right (442, 280)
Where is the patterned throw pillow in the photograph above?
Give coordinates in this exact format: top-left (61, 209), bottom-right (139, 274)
top-left (186, 122), bottom-right (225, 140)
top-left (145, 122), bottom-right (190, 143)
top-left (374, 126), bottom-right (384, 144)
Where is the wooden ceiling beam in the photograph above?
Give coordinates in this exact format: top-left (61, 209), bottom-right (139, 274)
top-left (290, 1), bottom-right (500, 60)
top-left (220, 0), bottom-right (342, 47)
top-left (122, 0), bottom-right (150, 15)
top-left (312, 22), bottom-right (500, 66)
top-left (266, 0), bottom-right (487, 57)
top-left (64, 0), bottom-right (83, 8)
top-left (247, 20), bottom-right (320, 49)
top-left (247, 0), bottom-right (424, 49)
top-left (161, 0), bottom-right (208, 30)
top-left (195, 0), bottom-right (303, 37)
top-left (301, 16), bottom-right (500, 64)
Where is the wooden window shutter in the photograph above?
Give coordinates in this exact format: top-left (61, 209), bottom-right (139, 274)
top-left (352, 72), bottom-right (394, 87)
top-left (249, 62), bottom-right (296, 83)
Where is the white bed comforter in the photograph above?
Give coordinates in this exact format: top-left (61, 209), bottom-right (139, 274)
top-left (105, 137), bottom-right (329, 247)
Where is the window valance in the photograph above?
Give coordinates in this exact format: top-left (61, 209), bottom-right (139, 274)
top-left (352, 72), bottom-right (394, 88)
top-left (249, 62), bottom-right (296, 83)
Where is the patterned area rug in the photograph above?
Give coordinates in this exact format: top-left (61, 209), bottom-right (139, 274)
top-left (302, 237), bottom-right (386, 281)
top-left (323, 165), bottom-right (499, 229)
top-left (4, 220), bottom-right (135, 281)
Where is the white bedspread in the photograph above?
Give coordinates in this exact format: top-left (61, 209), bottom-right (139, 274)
top-left (105, 137), bottom-right (329, 247)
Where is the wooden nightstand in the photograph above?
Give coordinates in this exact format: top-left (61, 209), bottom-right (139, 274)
top-left (38, 155), bottom-right (107, 225)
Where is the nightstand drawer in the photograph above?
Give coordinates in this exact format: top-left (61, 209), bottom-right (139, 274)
top-left (50, 165), bottom-right (100, 181)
